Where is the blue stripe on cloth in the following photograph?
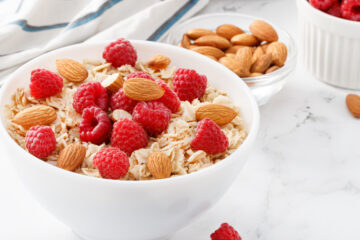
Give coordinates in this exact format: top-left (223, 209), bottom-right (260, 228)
top-left (147, 0), bottom-right (199, 41)
top-left (11, 20), bottom-right (68, 31)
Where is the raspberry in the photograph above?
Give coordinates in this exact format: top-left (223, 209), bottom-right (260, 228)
top-left (172, 68), bottom-right (207, 102)
top-left (211, 223), bottom-right (242, 240)
top-left (25, 126), bottom-right (56, 159)
top-left (79, 106), bottom-right (112, 145)
top-left (110, 89), bottom-right (138, 113)
top-left (309, 0), bottom-right (336, 11)
top-left (341, 0), bottom-right (360, 21)
top-left (126, 71), bottom-right (154, 81)
top-left (29, 69), bottom-right (63, 99)
top-left (156, 80), bottom-right (180, 113)
top-left (93, 147), bottom-right (129, 179)
top-left (103, 38), bottom-right (137, 67)
top-left (191, 118), bottom-right (229, 154)
top-left (73, 82), bottom-right (109, 113)
top-left (132, 101), bottom-right (171, 135)
top-left (111, 118), bottom-right (148, 155)
top-left (327, 1), bottom-right (342, 17)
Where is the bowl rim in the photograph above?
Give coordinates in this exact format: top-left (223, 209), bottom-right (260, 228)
top-left (0, 40), bottom-right (260, 186)
top-left (163, 12), bottom-right (297, 84)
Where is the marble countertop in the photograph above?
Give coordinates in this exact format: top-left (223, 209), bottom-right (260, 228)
top-left (1, 0), bottom-right (359, 239)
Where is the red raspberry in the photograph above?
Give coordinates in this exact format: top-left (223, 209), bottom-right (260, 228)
top-left (29, 69), bottom-right (63, 99)
top-left (73, 82), bottom-right (109, 113)
top-left (93, 147), bottom-right (129, 179)
top-left (172, 68), bottom-right (207, 102)
top-left (309, 0), bottom-right (336, 11)
top-left (191, 118), bottom-right (229, 154)
top-left (111, 118), bottom-right (148, 155)
top-left (103, 38), bottom-right (137, 67)
top-left (126, 71), bottom-right (154, 80)
top-left (25, 126), bottom-right (56, 159)
top-left (341, 0), bottom-right (360, 21)
top-left (211, 223), bottom-right (242, 240)
top-left (327, 1), bottom-right (342, 17)
top-left (79, 106), bottom-right (112, 145)
top-left (156, 80), bottom-right (180, 113)
top-left (110, 89), bottom-right (138, 113)
top-left (132, 101), bottom-right (171, 135)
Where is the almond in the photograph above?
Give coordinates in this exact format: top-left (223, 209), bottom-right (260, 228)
top-left (186, 28), bottom-right (215, 39)
top-left (57, 143), bottom-right (86, 172)
top-left (123, 78), bottom-right (164, 101)
top-left (147, 152), bottom-right (172, 179)
top-left (219, 56), bottom-right (241, 76)
top-left (266, 65), bottom-right (280, 74)
top-left (235, 47), bottom-right (253, 77)
top-left (266, 42), bottom-right (287, 67)
top-left (56, 59), bottom-right (88, 83)
top-left (147, 55), bottom-right (171, 71)
top-left (231, 33), bottom-right (260, 46)
top-left (252, 47), bottom-right (264, 65)
top-left (249, 20), bottom-right (278, 42)
top-left (225, 45), bottom-right (245, 54)
top-left (191, 46), bottom-right (225, 59)
top-left (181, 34), bottom-right (191, 49)
top-left (204, 55), bottom-right (218, 61)
top-left (12, 105), bottom-right (57, 129)
top-left (251, 53), bottom-right (272, 73)
top-left (194, 35), bottom-right (231, 50)
top-left (216, 24), bottom-right (244, 40)
top-left (196, 104), bottom-right (237, 125)
top-left (249, 72), bottom-right (263, 77)
top-left (101, 73), bottom-right (124, 94)
top-left (225, 53), bottom-right (236, 58)
top-left (188, 45), bottom-right (198, 50)
top-left (261, 43), bottom-right (270, 52)
top-left (346, 94), bottom-right (360, 118)
top-left (110, 109), bottom-right (133, 122)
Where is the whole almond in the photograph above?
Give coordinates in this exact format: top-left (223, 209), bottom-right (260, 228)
top-left (12, 105), bottom-right (57, 129)
top-left (225, 53), bottom-right (236, 58)
top-left (147, 55), bottom-right (171, 71)
top-left (101, 73), bottom-right (124, 94)
top-left (231, 33), bottom-right (260, 46)
top-left (266, 65), bottom-right (280, 74)
top-left (57, 143), bottom-right (86, 172)
top-left (194, 35), bottom-right (231, 50)
top-left (249, 20), bottom-right (278, 42)
top-left (225, 45), bottom-right (245, 54)
top-left (346, 94), bottom-right (360, 118)
top-left (219, 57), bottom-right (241, 76)
top-left (249, 72), bottom-right (263, 77)
top-left (123, 78), bottom-right (164, 101)
top-left (196, 104), bottom-right (237, 125)
top-left (191, 46), bottom-right (225, 59)
top-left (261, 43), bottom-right (270, 52)
top-left (186, 28), bottom-right (215, 39)
top-left (56, 59), bottom-right (88, 83)
top-left (252, 47), bottom-right (264, 65)
top-left (204, 55), bottom-right (218, 61)
top-left (235, 47), bottom-right (253, 77)
top-left (216, 24), bottom-right (244, 40)
top-left (266, 42), bottom-right (287, 67)
top-left (147, 152), bottom-right (172, 179)
top-left (181, 34), bottom-right (191, 49)
top-left (188, 45), bottom-right (198, 50)
top-left (251, 53), bottom-right (272, 73)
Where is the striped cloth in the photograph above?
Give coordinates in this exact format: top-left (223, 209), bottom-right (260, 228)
top-left (0, 0), bottom-right (209, 84)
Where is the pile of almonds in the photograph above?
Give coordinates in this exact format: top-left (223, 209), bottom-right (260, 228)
top-left (180, 20), bottom-right (288, 78)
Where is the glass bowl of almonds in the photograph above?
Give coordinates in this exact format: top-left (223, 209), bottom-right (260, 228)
top-left (163, 13), bottom-right (297, 105)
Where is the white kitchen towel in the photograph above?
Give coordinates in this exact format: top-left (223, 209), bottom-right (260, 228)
top-left (0, 0), bottom-right (209, 84)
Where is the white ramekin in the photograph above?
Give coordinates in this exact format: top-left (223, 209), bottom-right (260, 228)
top-left (0, 41), bottom-right (259, 240)
top-left (297, 0), bottom-right (360, 90)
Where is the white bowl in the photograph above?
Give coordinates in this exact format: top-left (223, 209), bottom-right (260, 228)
top-left (0, 40), bottom-right (259, 240)
top-left (297, 0), bottom-right (360, 89)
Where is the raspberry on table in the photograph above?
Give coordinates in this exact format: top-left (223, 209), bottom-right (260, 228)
top-left (111, 118), bottom-right (148, 155)
top-left (132, 101), bottom-right (172, 135)
top-left (73, 82), bottom-right (109, 113)
top-left (93, 147), bottom-right (129, 179)
top-left (191, 118), bottom-right (229, 154)
top-left (79, 106), bottom-right (112, 145)
top-left (341, 0), bottom-right (360, 21)
top-left (309, 0), bottom-right (336, 11)
top-left (156, 80), bottom-right (180, 113)
top-left (172, 68), bottom-right (207, 102)
top-left (103, 38), bottom-right (137, 67)
top-left (211, 223), bottom-right (242, 240)
top-left (126, 71), bottom-right (155, 81)
top-left (110, 89), bottom-right (138, 113)
top-left (29, 69), bottom-right (63, 99)
top-left (25, 126), bottom-right (56, 159)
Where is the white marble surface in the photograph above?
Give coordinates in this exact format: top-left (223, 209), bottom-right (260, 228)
top-left (1, 0), bottom-right (360, 239)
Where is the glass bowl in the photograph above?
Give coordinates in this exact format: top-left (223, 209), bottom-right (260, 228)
top-left (161, 13), bottom-right (297, 106)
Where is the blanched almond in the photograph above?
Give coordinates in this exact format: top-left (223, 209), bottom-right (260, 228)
top-left (123, 78), bottom-right (164, 101)
top-left (101, 73), bottom-right (123, 94)
top-left (249, 20), bottom-right (278, 42)
top-left (186, 28), bottom-right (215, 39)
top-left (56, 59), bottom-right (88, 83)
top-left (147, 55), bottom-right (171, 71)
top-left (266, 42), bottom-right (287, 67)
top-left (251, 53), bottom-right (272, 73)
top-left (231, 33), bottom-right (260, 46)
top-left (147, 152), bottom-right (172, 179)
top-left (191, 46), bottom-right (225, 59)
top-left (196, 104), bottom-right (237, 125)
top-left (12, 105), bottom-right (57, 129)
top-left (216, 24), bottom-right (244, 40)
top-left (194, 35), bottom-right (231, 50)
top-left (57, 143), bottom-right (86, 172)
